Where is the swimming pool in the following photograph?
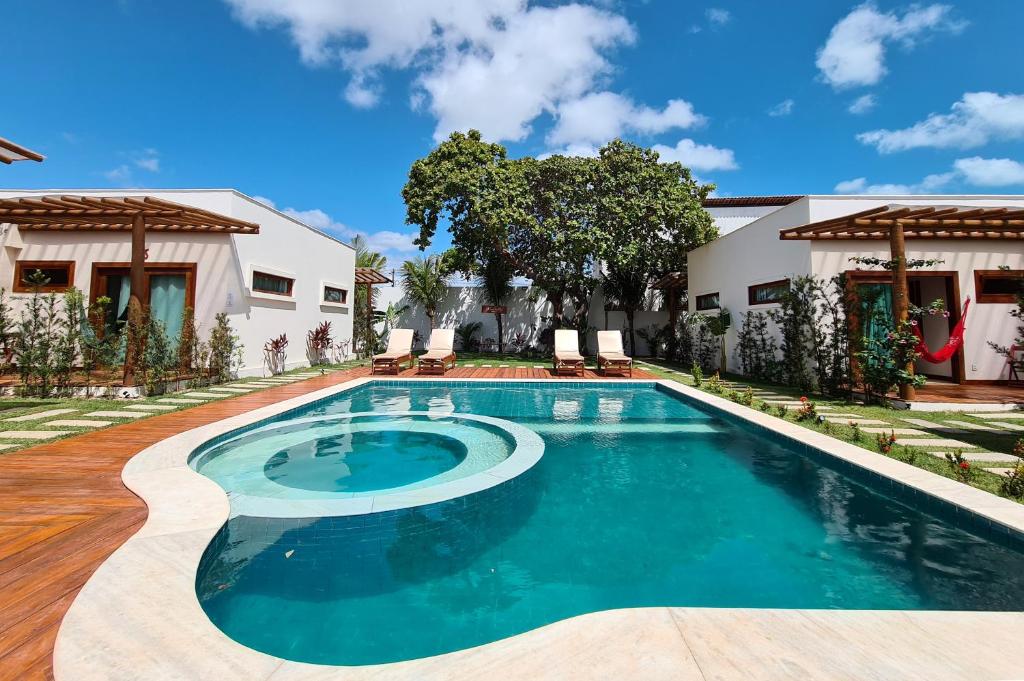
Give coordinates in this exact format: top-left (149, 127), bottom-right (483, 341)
top-left (194, 380), bottom-right (1024, 666)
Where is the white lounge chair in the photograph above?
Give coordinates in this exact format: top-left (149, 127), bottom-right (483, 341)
top-left (552, 329), bottom-right (585, 377)
top-left (372, 328), bottom-right (414, 374)
top-left (418, 329), bottom-right (456, 375)
top-left (597, 330), bottom-right (632, 377)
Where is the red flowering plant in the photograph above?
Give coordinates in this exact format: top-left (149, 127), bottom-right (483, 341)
top-left (944, 449), bottom-right (973, 483)
top-left (876, 430), bottom-right (897, 454)
top-left (795, 396), bottom-right (817, 421)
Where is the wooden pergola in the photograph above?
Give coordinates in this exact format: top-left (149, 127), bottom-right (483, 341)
top-left (0, 137), bottom-right (44, 164)
top-left (780, 204), bottom-right (1024, 399)
top-left (0, 195), bottom-right (259, 385)
top-left (355, 267), bottom-right (392, 355)
top-left (652, 271), bottom-right (687, 331)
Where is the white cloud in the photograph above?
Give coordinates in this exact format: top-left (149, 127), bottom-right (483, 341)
top-left (834, 155), bottom-right (1024, 193)
top-left (225, 0), bottom-right (637, 143)
top-left (858, 91), bottom-right (1024, 153)
top-left (833, 171), bottom-right (954, 194)
top-left (847, 93), bottom-right (877, 114)
top-left (652, 138), bottom-right (738, 171)
top-left (706, 8), bottom-right (730, 26)
top-left (547, 91), bottom-right (704, 147)
top-left (952, 157), bottom-right (1024, 186)
top-left (103, 149), bottom-right (160, 185)
top-left (767, 99), bottom-right (794, 117)
top-left (816, 3), bottom-right (965, 89)
top-left (252, 196), bottom-right (419, 258)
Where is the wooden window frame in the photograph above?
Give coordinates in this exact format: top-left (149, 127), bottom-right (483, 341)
top-left (89, 262), bottom-right (198, 310)
top-left (252, 270), bottom-right (295, 297)
top-left (695, 292), bottom-right (720, 311)
top-left (12, 260), bottom-right (75, 293)
top-left (748, 278), bottom-right (790, 306)
top-left (323, 285), bottom-right (348, 304)
top-left (974, 269), bottom-right (1022, 304)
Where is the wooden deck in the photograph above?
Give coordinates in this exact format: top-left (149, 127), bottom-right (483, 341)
top-left (901, 381), bottom-right (1024, 405)
top-left (0, 365), bottom-right (653, 680)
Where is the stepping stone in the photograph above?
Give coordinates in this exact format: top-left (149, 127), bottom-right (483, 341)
top-left (0, 430), bottom-right (72, 440)
top-left (85, 411), bottom-right (147, 419)
top-left (987, 421), bottom-right (1024, 431)
top-left (158, 398), bottom-right (204, 404)
top-left (207, 387), bottom-right (253, 393)
top-left (825, 417), bottom-right (889, 425)
top-left (533, 366), bottom-right (544, 369)
top-left (481, 365), bottom-right (493, 368)
top-left (462, 364), bottom-right (476, 368)
top-left (898, 418), bottom-right (971, 434)
top-left (4, 408), bottom-right (78, 422)
top-left (126, 404), bottom-right (177, 411)
top-left (943, 420), bottom-right (1003, 432)
top-left (0, 444), bottom-right (19, 451)
top-left (822, 412), bottom-right (866, 418)
top-left (984, 467), bottom-right (1015, 476)
top-left (898, 438), bottom-right (977, 448)
top-left (861, 427), bottom-right (927, 436)
top-left (47, 419), bottom-right (114, 428)
top-left (966, 412), bottom-right (1024, 420)
top-left (928, 451), bottom-right (1019, 463)
top-left (764, 401), bottom-right (833, 410)
top-left (499, 364), bottom-right (510, 368)
top-left (183, 392), bottom-right (220, 398)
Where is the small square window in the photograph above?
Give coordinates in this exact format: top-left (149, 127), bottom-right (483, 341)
top-left (695, 292), bottom-right (720, 311)
top-left (323, 285), bottom-right (348, 304)
top-left (13, 261), bottom-right (74, 293)
top-left (748, 279), bottom-right (790, 305)
top-left (252, 270), bottom-right (294, 297)
top-left (975, 269), bottom-right (1022, 304)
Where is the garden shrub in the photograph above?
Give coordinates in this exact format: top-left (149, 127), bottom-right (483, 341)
top-left (736, 310), bottom-right (779, 383)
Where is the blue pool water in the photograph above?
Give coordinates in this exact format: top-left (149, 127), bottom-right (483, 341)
top-left (195, 382), bottom-right (1024, 665)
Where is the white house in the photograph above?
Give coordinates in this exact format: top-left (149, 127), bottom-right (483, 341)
top-left (688, 195), bottom-right (1024, 384)
top-left (0, 189), bottom-right (356, 377)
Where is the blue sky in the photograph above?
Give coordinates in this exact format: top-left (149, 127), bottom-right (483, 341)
top-left (4, 1), bottom-right (1023, 266)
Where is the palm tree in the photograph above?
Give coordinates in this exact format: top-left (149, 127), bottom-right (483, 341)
top-left (401, 255), bottom-right (448, 330)
top-left (353, 235), bottom-right (387, 357)
top-left (481, 258), bottom-right (513, 353)
top-left (601, 266), bottom-right (649, 357)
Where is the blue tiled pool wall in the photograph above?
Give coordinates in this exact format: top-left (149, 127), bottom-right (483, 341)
top-left (188, 377), bottom-right (1023, 549)
top-left (197, 462), bottom-right (543, 604)
top-left (653, 383), bottom-right (1024, 549)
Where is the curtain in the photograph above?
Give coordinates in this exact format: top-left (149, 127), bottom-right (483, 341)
top-left (857, 283), bottom-right (893, 358)
top-left (149, 275), bottom-right (186, 350)
top-left (115, 276), bottom-right (131, 323)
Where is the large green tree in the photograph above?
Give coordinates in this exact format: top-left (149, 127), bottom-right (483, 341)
top-left (352, 235), bottom-right (387, 356)
top-left (593, 139), bottom-right (717, 355)
top-left (403, 131), bottom-right (601, 332)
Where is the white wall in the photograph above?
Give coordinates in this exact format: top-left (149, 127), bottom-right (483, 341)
top-left (688, 194), bottom-right (1024, 382)
top-left (706, 204), bottom-right (790, 236)
top-left (0, 189), bottom-right (356, 377)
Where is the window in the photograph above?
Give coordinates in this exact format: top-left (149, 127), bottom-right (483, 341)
top-left (695, 292), bottom-right (720, 311)
top-left (323, 285), bottom-right (348, 304)
top-left (975, 269), bottom-right (1022, 304)
top-left (748, 279), bottom-right (790, 305)
top-left (13, 261), bottom-right (74, 292)
top-left (252, 270), bottom-right (294, 297)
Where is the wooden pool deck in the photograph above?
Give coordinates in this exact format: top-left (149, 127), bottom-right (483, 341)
top-left (0, 365), bottom-right (653, 680)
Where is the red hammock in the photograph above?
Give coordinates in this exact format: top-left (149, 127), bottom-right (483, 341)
top-left (912, 298), bottom-right (970, 364)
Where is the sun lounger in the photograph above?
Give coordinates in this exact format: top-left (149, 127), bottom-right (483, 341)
top-left (597, 330), bottom-right (632, 377)
top-left (418, 329), bottom-right (456, 375)
top-left (372, 328), bottom-right (414, 374)
top-left (553, 329), bottom-right (585, 377)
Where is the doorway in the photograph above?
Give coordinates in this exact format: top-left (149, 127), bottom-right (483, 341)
top-left (90, 263), bottom-right (197, 347)
top-left (845, 270), bottom-right (964, 384)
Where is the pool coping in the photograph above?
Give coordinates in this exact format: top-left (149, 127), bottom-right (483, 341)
top-left (53, 376), bottom-right (1024, 681)
top-left (193, 410), bottom-right (544, 518)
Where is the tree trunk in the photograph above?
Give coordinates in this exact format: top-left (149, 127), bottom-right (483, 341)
top-left (627, 309), bottom-right (636, 357)
top-left (495, 312), bottom-right (504, 354)
top-left (427, 309), bottom-right (435, 330)
top-left (122, 213), bottom-right (146, 387)
top-left (546, 292), bottom-right (564, 328)
top-left (890, 223), bottom-right (915, 400)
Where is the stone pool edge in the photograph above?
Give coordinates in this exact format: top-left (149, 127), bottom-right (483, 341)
top-left (52, 376), bottom-right (1024, 681)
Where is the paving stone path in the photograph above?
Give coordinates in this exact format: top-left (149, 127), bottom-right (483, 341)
top-left (4, 408), bottom-right (78, 422)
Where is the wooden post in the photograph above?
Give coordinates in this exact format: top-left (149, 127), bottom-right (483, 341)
top-left (889, 222), bottom-right (915, 401)
top-left (122, 213), bottom-right (146, 386)
top-left (363, 283), bottom-right (372, 357)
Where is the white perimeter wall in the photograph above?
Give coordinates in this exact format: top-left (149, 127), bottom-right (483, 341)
top-left (0, 189), bottom-right (355, 377)
top-left (688, 195), bottom-right (1024, 381)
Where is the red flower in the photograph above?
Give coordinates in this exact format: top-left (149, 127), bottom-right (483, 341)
top-left (959, 461), bottom-right (970, 469)
top-left (800, 396), bottom-right (808, 402)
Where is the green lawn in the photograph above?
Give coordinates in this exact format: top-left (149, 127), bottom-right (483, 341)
top-left (0, 360), bottom-right (364, 455)
top-left (638, 358), bottom-right (1023, 502)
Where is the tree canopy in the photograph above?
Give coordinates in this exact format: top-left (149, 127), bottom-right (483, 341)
top-left (402, 129), bottom-right (717, 341)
